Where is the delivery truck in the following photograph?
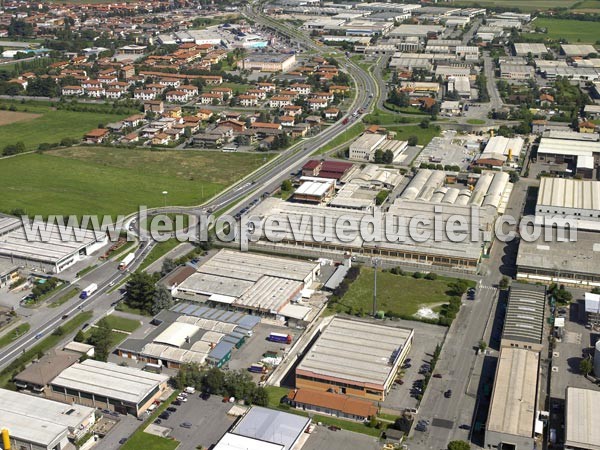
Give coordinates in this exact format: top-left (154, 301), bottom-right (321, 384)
top-left (80, 283), bottom-right (98, 299)
top-left (119, 252), bottom-right (135, 271)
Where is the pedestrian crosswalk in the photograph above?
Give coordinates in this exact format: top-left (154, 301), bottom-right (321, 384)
top-left (477, 284), bottom-right (496, 291)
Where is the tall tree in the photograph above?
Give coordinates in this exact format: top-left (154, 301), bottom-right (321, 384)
top-left (151, 284), bottom-right (173, 315)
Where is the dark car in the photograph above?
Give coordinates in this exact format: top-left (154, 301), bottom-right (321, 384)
top-left (328, 425), bottom-right (341, 431)
top-left (444, 389), bottom-right (453, 398)
top-left (159, 412), bottom-right (170, 420)
top-left (459, 424), bottom-right (471, 430)
top-left (119, 438), bottom-right (128, 445)
top-left (166, 406), bottom-right (177, 413)
top-left (201, 392), bottom-right (211, 400)
top-left (173, 400), bottom-right (182, 406)
top-left (180, 422), bottom-right (192, 429)
top-left (433, 374), bottom-right (442, 378)
top-left (154, 419), bottom-right (162, 425)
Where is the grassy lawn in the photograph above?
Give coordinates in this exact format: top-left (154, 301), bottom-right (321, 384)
top-left (364, 107), bottom-right (423, 125)
top-left (0, 323), bottom-right (30, 350)
top-left (330, 268), bottom-right (474, 319)
top-left (0, 311), bottom-right (93, 388)
top-left (314, 122), bottom-right (365, 155)
top-left (527, 17), bottom-right (600, 43)
top-left (467, 119), bottom-right (486, 125)
top-left (84, 328), bottom-right (128, 348)
top-left (122, 391), bottom-right (180, 450)
top-left (451, 0), bottom-right (579, 11)
top-left (0, 102), bottom-right (130, 150)
top-left (115, 302), bottom-right (152, 317)
top-left (220, 82), bottom-right (254, 93)
top-left (384, 103), bottom-right (429, 116)
top-left (572, 0), bottom-right (600, 12)
top-left (0, 147), bottom-right (273, 217)
top-left (139, 238), bottom-right (181, 271)
top-left (48, 287), bottom-right (80, 308)
top-left (103, 314), bottom-right (141, 333)
top-left (121, 433), bottom-right (178, 450)
top-left (385, 125), bottom-right (440, 146)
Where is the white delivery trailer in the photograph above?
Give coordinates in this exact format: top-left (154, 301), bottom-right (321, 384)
top-left (80, 283), bottom-right (98, 299)
top-left (119, 252), bottom-right (135, 270)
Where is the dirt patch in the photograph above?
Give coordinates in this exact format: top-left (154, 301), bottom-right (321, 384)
top-left (0, 110), bottom-right (42, 126)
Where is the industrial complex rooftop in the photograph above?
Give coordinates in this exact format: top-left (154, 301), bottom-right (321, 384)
top-left (502, 283), bottom-right (546, 347)
top-left (230, 406), bottom-right (310, 450)
top-left (537, 177), bottom-right (600, 211)
top-left (565, 387), bottom-right (600, 450)
top-left (0, 388), bottom-right (95, 448)
top-left (296, 317), bottom-right (413, 390)
top-left (487, 348), bottom-right (539, 438)
top-left (50, 359), bottom-right (169, 405)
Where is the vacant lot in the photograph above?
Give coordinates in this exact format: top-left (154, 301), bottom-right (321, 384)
top-left (0, 110), bottom-right (42, 126)
top-left (529, 18), bottom-right (600, 43)
top-left (0, 148), bottom-right (272, 217)
top-left (0, 103), bottom-right (130, 150)
top-left (385, 125), bottom-right (440, 146)
top-left (331, 268), bottom-right (473, 319)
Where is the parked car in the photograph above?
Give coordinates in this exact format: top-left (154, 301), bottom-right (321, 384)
top-left (459, 424), bottom-right (471, 430)
top-left (119, 438), bottom-right (128, 444)
top-left (173, 400), bottom-right (181, 406)
top-left (433, 374), bottom-right (442, 378)
top-left (180, 422), bottom-right (192, 429)
top-left (444, 389), bottom-right (452, 398)
top-left (328, 425), bottom-right (341, 431)
top-left (154, 419), bottom-right (162, 425)
top-left (166, 407), bottom-right (177, 413)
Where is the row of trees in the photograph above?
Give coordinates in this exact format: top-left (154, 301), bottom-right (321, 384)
top-left (173, 364), bottom-right (269, 406)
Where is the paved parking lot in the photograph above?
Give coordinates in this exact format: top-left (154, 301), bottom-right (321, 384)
top-left (302, 426), bottom-right (381, 450)
top-left (413, 131), bottom-right (481, 170)
top-left (156, 395), bottom-right (237, 450)
top-left (227, 323), bottom-right (301, 383)
top-left (381, 318), bottom-right (447, 413)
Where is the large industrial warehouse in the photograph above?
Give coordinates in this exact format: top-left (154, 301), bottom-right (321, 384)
top-left (249, 169), bottom-right (510, 271)
top-left (0, 215), bottom-right (108, 273)
top-left (0, 388), bottom-right (96, 450)
top-left (502, 283), bottom-right (546, 352)
top-left (173, 249), bottom-right (320, 319)
top-left (118, 303), bottom-right (261, 369)
top-left (295, 317), bottom-right (413, 401)
top-left (565, 387), bottom-right (600, 450)
top-left (47, 359), bottom-right (169, 417)
top-left (485, 347), bottom-right (541, 450)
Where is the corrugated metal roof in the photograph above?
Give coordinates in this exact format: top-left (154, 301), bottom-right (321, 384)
top-left (538, 178), bottom-right (600, 210)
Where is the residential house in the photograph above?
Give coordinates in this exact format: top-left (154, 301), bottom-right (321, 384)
top-left (307, 98), bottom-right (328, 111)
top-left (166, 90), bottom-right (191, 103)
top-left (257, 82), bottom-right (276, 92)
top-left (105, 88), bottom-right (122, 99)
top-left (324, 108), bottom-right (340, 120)
top-left (199, 92), bottom-right (222, 105)
top-left (86, 87), bottom-right (105, 98)
top-left (269, 96), bottom-right (294, 108)
top-left (123, 114), bottom-right (145, 128)
top-left (135, 89), bottom-right (158, 101)
top-left (84, 128), bottom-right (110, 144)
top-left (62, 85), bottom-right (84, 96)
top-left (152, 133), bottom-right (171, 146)
top-left (283, 105), bottom-right (303, 116)
top-left (247, 89), bottom-right (267, 100)
top-left (144, 100), bottom-right (164, 114)
top-left (238, 94), bottom-right (259, 107)
top-left (290, 83), bottom-right (311, 95)
top-left (280, 115), bottom-right (295, 127)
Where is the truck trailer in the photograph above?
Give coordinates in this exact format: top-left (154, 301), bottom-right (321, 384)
top-left (80, 283), bottom-right (98, 299)
top-left (119, 252), bottom-right (135, 270)
top-left (268, 332), bottom-right (292, 344)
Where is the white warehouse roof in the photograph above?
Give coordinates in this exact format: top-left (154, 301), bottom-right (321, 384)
top-left (213, 433), bottom-right (284, 450)
top-left (537, 137), bottom-right (600, 158)
top-left (153, 322), bottom-right (200, 348)
top-left (566, 387), bottom-right (600, 450)
top-left (537, 177), bottom-right (600, 210)
top-left (50, 359), bottom-right (168, 405)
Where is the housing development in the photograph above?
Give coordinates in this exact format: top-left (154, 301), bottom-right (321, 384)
top-left (0, 1), bottom-right (599, 450)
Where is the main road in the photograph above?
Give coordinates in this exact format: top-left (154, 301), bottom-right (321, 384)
top-left (0, 5), bottom-right (379, 369)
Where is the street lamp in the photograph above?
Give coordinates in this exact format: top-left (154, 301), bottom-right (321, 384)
top-left (372, 257), bottom-right (380, 317)
top-left (162, 191), bottom-right (168, 208)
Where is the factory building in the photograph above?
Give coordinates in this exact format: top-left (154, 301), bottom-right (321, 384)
top-left (118, 304), bottom-right (261, 369)
top-left (517, 229), bottom-right (600, 287)
top-left (173, 249), bottom-right (320, 319)
top-left (247, 169), bottom-right (510, 271)
top-left (0, 388), bottom-right (95, 450)
top-left (536, 137), bottom-right (600, 172)
top-left (292, 177), bottom-right (336, 204)
top-left (47, 359), bottom-right (169, 417)
top-left (214, 406), bottom-right (311, 450)
top-left (476, 136), bottom-right (524, 167)
top-left (535, 178), bottom-right (600, 230)
top-left (565, 387), bottom-right (600, 450)
top-left (349, 133), bottom-right (387, 161)
top-left (237, 53), bottom-right (296, 72)
top-left (513, 43), bottom-right (548, 57)
top-left (502, 283), bottom-right (546, 352)
top-left (485, 347), bottom-right (541, 450)
top-left (296, 317), bottom-right (413, 401)
top-left (0, 216), bottom-right (108, 274)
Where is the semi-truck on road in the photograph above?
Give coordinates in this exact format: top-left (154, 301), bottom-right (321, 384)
top-left (80, 283), bottom-right (98, 299)
top-left (119, 252), bottom-right (135, 270)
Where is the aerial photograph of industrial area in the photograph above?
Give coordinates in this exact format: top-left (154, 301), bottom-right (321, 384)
top-left (0, 0), bottom-right (599, 449)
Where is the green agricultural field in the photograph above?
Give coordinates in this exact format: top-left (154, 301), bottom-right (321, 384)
top-left (0, 147), bottom-right (273, 217)
top-left (452, 0), bottom-right (580, 11)
top-left (331, 268), bottom-right (474, 319)
top-left (385, 125), bottom-right (440, 146)
top-left (572, 0), bottom-right (600, 12)
top-left (528, 18), bottom-right (600, 44)
top-left (0, 103), bottom-right (131, 150)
